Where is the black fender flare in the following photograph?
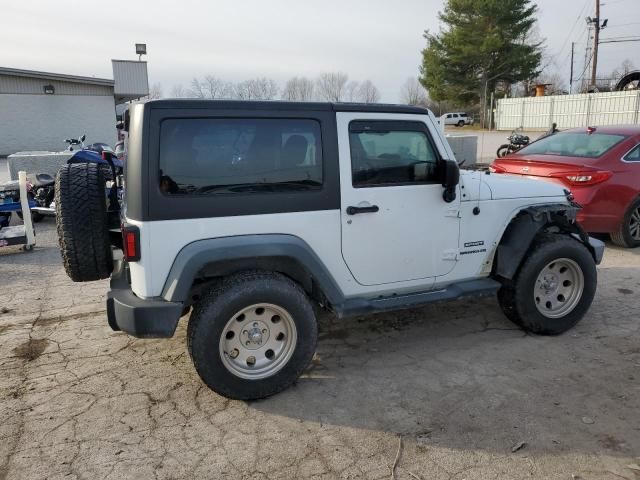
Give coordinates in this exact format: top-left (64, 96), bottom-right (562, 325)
top-left (161, 234), bottom-right (345, 306)
top-left (494, 204), bottom-right (599, 280)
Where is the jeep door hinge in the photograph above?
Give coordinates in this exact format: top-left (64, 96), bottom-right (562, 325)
top-left (445, 207), bottom-right (460, 218)
top-left (442, 249), bottom-right (459, 261)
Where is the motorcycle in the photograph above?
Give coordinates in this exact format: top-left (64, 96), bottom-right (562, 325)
top-left (16, 135), bottom-right (123, 219)
top-left (496, 128), bottom-right (530, 157)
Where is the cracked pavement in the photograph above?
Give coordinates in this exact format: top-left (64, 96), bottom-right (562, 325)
top-left (0, 221), bottom-right (639, 480)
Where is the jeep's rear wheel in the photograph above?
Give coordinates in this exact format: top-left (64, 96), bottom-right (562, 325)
top-left (497, 235), bottom-right (597, 335)
top-left (187, 272), bottom-right (317, 400)
top-left (55, 163), bottom-right (112, 282)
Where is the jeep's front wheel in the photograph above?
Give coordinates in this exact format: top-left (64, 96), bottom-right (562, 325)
top-left (497, 235), bottom-right (597, 335)
top-left (187, 272), bottom-right (317, 400)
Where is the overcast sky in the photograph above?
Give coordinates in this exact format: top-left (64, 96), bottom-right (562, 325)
top-left (2, 0), bottom-right (639, 101)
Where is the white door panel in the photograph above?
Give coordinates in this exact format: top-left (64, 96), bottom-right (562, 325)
top-left (336, 112), bottom-right (461, 286)
top-left (127, 210), bottom-right (349, 298)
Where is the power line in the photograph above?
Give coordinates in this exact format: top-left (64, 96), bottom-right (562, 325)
top-left (554, 0), bottom-right (591, 60)
top-left (576, 51), bottom-right (595, 82)
top-left (599, 36), bottom-right (640, 44)
top-left (605, 22), bottom-right (640, 29)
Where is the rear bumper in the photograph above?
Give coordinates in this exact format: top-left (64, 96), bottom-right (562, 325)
top-left (106, 261), bottom-right (183, 338)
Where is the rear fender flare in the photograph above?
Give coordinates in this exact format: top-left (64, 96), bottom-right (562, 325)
top-left (161, 234), bottom-right (344, 306)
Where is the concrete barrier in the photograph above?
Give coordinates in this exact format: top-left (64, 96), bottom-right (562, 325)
top-left (445, 135), bottom-right (478, 165)
top-left (7, 151), bottom-right (72, 180)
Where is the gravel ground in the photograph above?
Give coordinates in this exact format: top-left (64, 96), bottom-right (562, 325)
top-left (0, 220), bottom-right (639, 480)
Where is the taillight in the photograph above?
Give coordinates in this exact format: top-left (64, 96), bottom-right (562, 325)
top-left (549, 170), bottom-right (612, 187)
top-left (121, 225), bottom-right (140, 262)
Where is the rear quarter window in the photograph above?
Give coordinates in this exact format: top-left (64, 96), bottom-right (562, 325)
top-left (158, 118), bottom-right (322, 195)
top-left (624, 144), bottom-right (640, 162)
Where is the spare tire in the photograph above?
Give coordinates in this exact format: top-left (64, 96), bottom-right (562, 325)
top-left (55, 163), bottom-right (113, 282)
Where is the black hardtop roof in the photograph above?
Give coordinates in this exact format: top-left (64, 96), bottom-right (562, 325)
top-left (146, 99), bottom-right (430, 115)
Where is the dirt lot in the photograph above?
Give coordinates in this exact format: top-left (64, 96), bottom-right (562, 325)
top-left (0, 220), bottom-right (639, 480)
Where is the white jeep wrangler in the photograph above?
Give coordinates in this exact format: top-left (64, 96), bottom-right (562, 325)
top-left (55, 100), bottom-right (604, 400)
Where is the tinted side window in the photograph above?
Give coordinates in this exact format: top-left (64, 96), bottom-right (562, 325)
top-left (349, 121), bottom-right (439, 187)
top-left (159, 118), bottom-right (322, 194)
top-left (624, 145), bottom-right (640, 162)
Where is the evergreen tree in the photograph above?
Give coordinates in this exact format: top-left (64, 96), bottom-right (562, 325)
top-left (420, 0), bottom-right (542, 106)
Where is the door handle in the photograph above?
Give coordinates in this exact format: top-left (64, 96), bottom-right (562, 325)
top-left (346, 205), bottom-right (379, 215)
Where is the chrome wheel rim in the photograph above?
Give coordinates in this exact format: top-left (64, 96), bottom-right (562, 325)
top-left (629, 207), bottom-right (640, 241)
top-left (534, 258), bottom-right (584, 318)
top-left (219, 303), bottom-right (297, 380)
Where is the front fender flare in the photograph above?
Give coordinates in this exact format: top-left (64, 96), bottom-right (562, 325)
top-left (494, 204), bottom-right (599, 280)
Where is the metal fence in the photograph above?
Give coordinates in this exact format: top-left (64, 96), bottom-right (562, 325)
top-left (495, 90), bottom-right (640, 131)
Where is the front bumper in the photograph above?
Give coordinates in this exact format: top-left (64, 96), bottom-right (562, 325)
top-left (106, 261), bottom-right (183, 338)
top-left (587, 236), bottom-right (605, 265)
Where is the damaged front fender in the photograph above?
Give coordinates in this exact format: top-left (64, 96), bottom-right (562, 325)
top-left (494, 203), bottom-right (602, 281)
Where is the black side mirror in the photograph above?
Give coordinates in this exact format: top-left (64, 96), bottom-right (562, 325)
top-left (441, 160), bottom-right (459, 203)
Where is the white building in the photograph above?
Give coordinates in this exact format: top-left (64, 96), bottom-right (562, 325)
top-left (0, 60), bottom-right (148, 156)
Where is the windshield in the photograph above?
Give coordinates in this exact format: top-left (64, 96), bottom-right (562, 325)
top-left (517, 132), bottom-right (627, 158)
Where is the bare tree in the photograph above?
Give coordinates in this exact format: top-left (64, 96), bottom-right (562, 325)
top-left (235, 77), bottom-right (279, 100)
top-left (189, 78), bottom-right (206, 98)
top-left (401, 78), bottom-right (428, 106)
top-left (344, 81), bottom-right (360, 102)
top-left (170, 84), bottom-right (187, 98)
top-left (357, 80), bottom-right (380, 103)
top-left (203, 75), bottom-right (234, 99)
top-left (281, 77), bottom-right (315, 101)
top-left (188, 76), bottom-right (234, 99)
top-left (316, 72), bottom-right (348, 102)
top-left (611, 59), bottom-right (636, 79)
top-left (148, 82), bottom-right (163, 100)
top-left (535, 70), bottom-right (568, 95)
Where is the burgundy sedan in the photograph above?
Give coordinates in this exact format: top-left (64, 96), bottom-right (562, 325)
top-left (492, 125), bottom-right (640, 247)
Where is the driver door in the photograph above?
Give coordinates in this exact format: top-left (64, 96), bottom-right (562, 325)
top-left (337, 113), bottom-right (461, 286)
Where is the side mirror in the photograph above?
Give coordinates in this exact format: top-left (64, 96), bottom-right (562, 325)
top-left (441, 160), bottom-right (459, 203)
top-left (80, 134), bottom-right (86, 142)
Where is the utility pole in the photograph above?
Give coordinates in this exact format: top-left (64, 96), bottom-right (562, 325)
top-left (570, 42), bottom-right (575, 94)
top-left (590, 0), bottom-right (600, 86)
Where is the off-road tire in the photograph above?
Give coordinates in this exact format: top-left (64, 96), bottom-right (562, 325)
top-left (610, 198), bottom-right (640, 248)
top-left (497, 234), bottom-right (597, 335)
top-left (187, 271), bottom-right (317, 400)
top-left (55, 163), bottom-right (112, 282)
